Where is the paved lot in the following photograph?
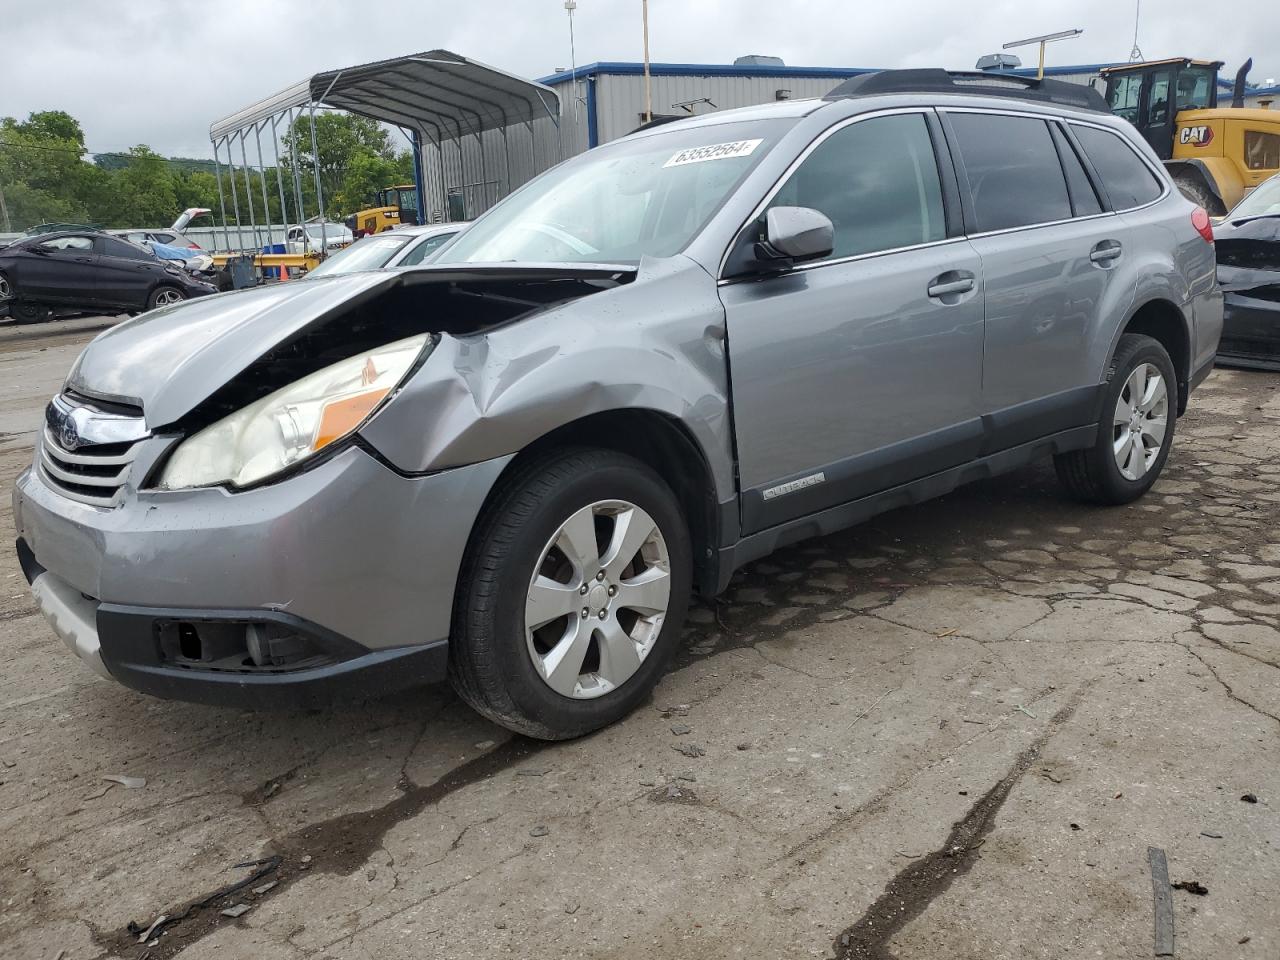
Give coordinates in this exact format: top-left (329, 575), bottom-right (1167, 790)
top-left (1, 314), bottom-right (1278, 960)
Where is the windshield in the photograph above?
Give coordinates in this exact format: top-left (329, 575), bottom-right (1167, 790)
top-left (1228, 176), bottom-right (1280, 221)
top-left (307, 234), bottom-right (411, 276)
top-left (436, 119), bottom-right (791, 264)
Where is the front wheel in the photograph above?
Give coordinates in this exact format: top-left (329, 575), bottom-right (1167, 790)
top-left (148, 286), bottom-right (186, 309)
top-left (1055, 333), bottom-right (1177, 505)
top-left (450, 448), bottom-right (692, 740)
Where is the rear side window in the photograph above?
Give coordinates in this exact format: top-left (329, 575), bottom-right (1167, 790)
top-left (949, 113), bottom-right (1072, 231)
top-left (1072, 126), bottom-right (1164, 209)
top-left (1049, 124), bottom-right (1102, 216)
top-left (767, 112), bottom-right (945, 260)
top-left (96, 236), bottom-right (151, 260)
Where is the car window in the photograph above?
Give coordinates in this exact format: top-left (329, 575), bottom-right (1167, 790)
top-left (38, 235), bottom-right (93, 252)
top-left (1228, 174), bottom-right (1280, 220)
top-left (949, 113), bottom-right (1072, 232)
top-left (397, 232), bottom-right (454, 266)
top-left (1072, 125), bottom-right (1164, 209)
top-left (152, 232), bottom-right (177, 244)
top-left (123, 232), bottom-right (148, 244)
top-left (1050, 123), bottom-right (1103, 217)
top-left (1175, 68), bottom-right (1215, 111)
top-left (766, 112), bottom-right (945, 260)
top-left (96, 236), bottom-right (152, 260)
top-left (306, 234), bottom-right (411, 277)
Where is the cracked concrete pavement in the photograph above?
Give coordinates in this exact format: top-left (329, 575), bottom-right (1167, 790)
top-left (1, 317), bottom-right (1278, 959)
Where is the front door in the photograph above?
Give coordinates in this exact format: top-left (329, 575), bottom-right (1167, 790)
top-left (720, 111), bottom-right (986, 535)
top-left (22, 235), bottom-right (100, 304)
top-left (94, 236), bottom-right (159, 308)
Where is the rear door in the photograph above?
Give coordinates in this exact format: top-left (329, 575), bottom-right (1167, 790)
top-left (720, 110), bottom-right (986, 534)
top-left (943, 110), bottom-right (1140, 449)
top-left (93, 235), bottom-right (160, 308)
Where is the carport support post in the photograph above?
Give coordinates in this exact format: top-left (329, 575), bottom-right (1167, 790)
top-left (411, 130), bottom-right (427, 224)
top-left (253, 123), bottom-right (274, 247)
top-left (238, 132), bottom-right (261, 253)
top-left (226, 136), bottom-right (244, 252)
top-left (308, 101), bottom-right (327, 253)
top-left (269, 116), bottom-right (291, 238)
top-left (286, 108), bottom-right (308, 246)
top-left (212, 138), bottom-right (232, 254)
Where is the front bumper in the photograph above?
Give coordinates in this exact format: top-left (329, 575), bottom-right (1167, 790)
top-left (13, 443), bottom-right (511, 707)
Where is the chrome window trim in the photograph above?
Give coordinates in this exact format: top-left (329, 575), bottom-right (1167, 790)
top-left (716, 106), bottom-right (943, 281)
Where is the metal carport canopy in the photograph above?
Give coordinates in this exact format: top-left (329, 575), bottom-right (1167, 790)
top-left (208, 49), bottom-right (560, 141)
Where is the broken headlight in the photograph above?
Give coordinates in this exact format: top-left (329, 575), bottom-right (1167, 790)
top-left (158, 334), bottom-right (431, 490)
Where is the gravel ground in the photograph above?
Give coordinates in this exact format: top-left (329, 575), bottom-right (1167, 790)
top-left (1, 315), bottom-right (1277, 960)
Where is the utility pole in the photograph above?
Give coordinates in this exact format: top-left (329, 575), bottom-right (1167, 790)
top-left (0, 180), bottom-right (10, 234)
top-left (641, 0), bottom-right (652, 123)
top-left (564, 0), bottom-right (579, 135)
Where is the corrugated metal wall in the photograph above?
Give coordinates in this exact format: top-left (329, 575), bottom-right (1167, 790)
top-left (593, 73), bottom-right (852, 144)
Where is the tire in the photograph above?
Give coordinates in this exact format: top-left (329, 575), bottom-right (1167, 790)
top-left (1055, 333), bottom-right (1177, 505)
top-left (148, 285), bottom-right (186, 310)
top-left (11, 300), bottom-right (50, 325)
top-left (0, 271), bottom-right (12, 302)
top-left (1172, 172), bottom-right (1224, 217)
top-left (450, 448), bottom-right (692, 740)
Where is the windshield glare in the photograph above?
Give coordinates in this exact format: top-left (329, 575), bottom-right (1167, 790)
top-left (435, 119), bottom-right (789, 264)
top-left (1229, 176), bottom-right (1280, 221)
top-left (307, 234), bottom-right (410, 276)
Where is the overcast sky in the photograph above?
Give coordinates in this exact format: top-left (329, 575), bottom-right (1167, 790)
top-left (1, 0), bottom-right (1274, 158)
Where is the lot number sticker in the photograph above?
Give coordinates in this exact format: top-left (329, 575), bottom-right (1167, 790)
top-left (664, 139), bottom-right (763, 167)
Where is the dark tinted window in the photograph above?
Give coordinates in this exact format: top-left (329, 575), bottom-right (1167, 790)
top-left (1050, 124), bottom-right (1102, 216)
top-left (1073, 126), bottom-right (1164, 209)
top-left (398, 232), bottom-right (455, 266)
top-left (767, 113), bottom-right (945, 260)
top-left (96, 236), bottom-right (152, 260)
top-left (950, 113), bottom-right (1072, 232)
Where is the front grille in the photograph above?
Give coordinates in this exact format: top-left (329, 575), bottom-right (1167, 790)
top-left (39, 428), bottom-right (142, 504)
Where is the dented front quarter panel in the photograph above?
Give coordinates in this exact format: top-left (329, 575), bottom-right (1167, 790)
top-left (359, 254), bottom-right (736, 503)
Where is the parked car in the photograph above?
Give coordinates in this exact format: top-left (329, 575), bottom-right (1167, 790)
top-left (1214, 173), bottom-right (1280, 370)
top-left (285, 222), bottom-right (353, 253)
top-left (109, 208), bottom-right (214, 251)
top-left (14, 71), bottom-right (1221, 739)
top-left (0, 231), bottom-right (216, 322)
top-left (304, 223), bottom-right (467, 278)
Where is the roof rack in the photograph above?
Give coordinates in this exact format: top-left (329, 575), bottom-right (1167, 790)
top-left (824, 69), bottom-right (1108, 112)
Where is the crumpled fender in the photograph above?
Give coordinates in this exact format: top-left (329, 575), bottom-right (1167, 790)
top-left (358, 255), bottom-right (737, 503)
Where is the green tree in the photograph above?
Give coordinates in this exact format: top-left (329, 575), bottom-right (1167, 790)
top-left (281, 112), bottom-right (414, 219)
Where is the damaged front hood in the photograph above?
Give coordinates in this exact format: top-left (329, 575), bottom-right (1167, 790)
top-left (66, 263), bottom-right (635, 429)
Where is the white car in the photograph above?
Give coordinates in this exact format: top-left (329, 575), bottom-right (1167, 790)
top-left (304, 223), bottom-right (467, 277)
top-left (286, 222), bottom-right (353, 253)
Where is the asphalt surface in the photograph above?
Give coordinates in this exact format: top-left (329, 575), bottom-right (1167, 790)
top-left (1, 314), bottom-right (1278, 959)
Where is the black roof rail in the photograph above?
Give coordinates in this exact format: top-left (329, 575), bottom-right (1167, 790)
top-left (824, 69), bottom-right (1108, 112)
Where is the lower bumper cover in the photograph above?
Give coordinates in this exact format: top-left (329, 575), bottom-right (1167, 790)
top-left (1216, 292), bottom-right (1280, 371)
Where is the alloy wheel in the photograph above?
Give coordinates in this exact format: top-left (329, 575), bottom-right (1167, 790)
top-left (0, 276), bottom-right (11, 300)
top-left (155, 288), bottom-right (185, 306)
top-left (1112, 362), bottom-right (1168, 481)
top-left (525, 499), bottom-right (671, 699)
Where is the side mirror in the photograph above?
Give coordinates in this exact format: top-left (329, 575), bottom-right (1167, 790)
top-left (755, 206), bottom-right (834, 265)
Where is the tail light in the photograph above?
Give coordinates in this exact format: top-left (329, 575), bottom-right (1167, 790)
top-left (1191, 207), bottom-right (1214, 244)
top-left (185, 241), bottom-right (202, 250)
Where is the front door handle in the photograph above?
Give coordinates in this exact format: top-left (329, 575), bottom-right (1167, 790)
top-left (1089, 240), bottom-right (1123, 264)
top-left (926, 271), bottom-right (976, 299)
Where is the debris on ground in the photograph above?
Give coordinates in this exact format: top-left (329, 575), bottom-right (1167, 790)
top-left (136, 915), bottom-right (167, 943)
top-left (673, 742), bottom-right (705, 758)
top-left (251, 881), bottom-right (277, 896)
top-left (1200, 831), bottom-right (1224, 839)
top-left (1241, 793), bottom-right (1258, 803)
top-left (529, 825), bottom-right (550, 838)
top-left (564, 902), bottom-right (580, 915)
top-left (220, 903), bottom-right (251, 918)
top-left (515, 768), bottom-right (551, 777)
top-left (125, 856), bottom-right (282, 944)
top-left (103, 774), bottom-right (147, 789)
top-left (1172, 880), bottom-right (1209, 895)
top-left (671, 723), bottom-right (692, 735)
top-left (1014, 704), bottom-right (1037, 719)
top-left (1147, 847), bottom-right (1175, 958)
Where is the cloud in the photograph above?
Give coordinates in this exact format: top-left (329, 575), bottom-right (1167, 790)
top-left (0, 0), bottom-right (1272, 158)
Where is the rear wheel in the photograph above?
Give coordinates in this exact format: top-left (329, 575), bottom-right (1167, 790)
top-left (148, 286), bottom-right (186, 309)
top-left (0, 271), bottom-right (11, 302)
top-left (450, 448), bottom-right (692, 740)
top-left (1172, 172), bottom-right (1224, 217)
top-left (1055, 333), bottom-right (1176, 504)
top-left (11, 300), bottom-right (50, 325)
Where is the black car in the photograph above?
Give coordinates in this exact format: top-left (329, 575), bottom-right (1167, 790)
top-left (1216, 174), bottom-right (1280, 371)
top-left (0, 231), bottom-right (215, 324)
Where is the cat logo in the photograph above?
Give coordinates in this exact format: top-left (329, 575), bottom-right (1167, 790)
top-left (1179, 125), bottom-right (1214, 147)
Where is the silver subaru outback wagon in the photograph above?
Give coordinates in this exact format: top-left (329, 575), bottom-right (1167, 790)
top-left (13, 70), bottom-right (1222, 739)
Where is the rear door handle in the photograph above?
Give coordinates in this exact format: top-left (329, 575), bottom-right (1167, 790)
top-left (926, 271), bottom-right (976, 298)
top-left (1089, 240), bottom-right (1123, 264)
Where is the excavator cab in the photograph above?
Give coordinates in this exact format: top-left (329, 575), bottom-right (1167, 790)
top-left (1101, 58), bottom-right (1222, 160)
top-left (344, 185), bottom-right (421, 237)
top-left (377, 186), bottom-right (420, 227)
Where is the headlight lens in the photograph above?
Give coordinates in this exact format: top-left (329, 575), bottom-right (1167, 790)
top-left (158, 333), bottom-right (431, 490)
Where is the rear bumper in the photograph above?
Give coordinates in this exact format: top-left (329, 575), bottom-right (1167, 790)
top-left (1216, 291), bottom-right (1280, 370)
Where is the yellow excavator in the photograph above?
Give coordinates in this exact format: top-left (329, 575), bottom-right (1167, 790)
top-left (343, 184), bottom-right (420, 237)
top-left (1101, 58), bottom-right (1280, 215)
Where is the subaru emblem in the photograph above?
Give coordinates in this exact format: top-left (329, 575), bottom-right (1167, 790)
top-left (59, 415), bottom-right (80, 451)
